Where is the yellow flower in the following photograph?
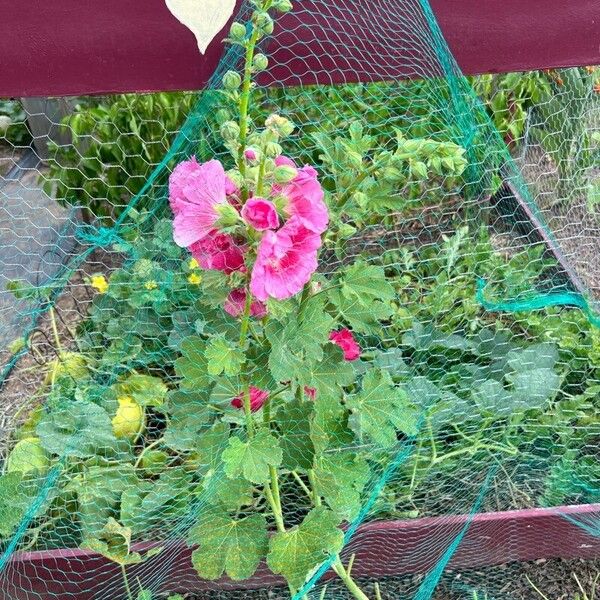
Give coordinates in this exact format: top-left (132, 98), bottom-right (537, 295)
top-left (144, 280), bottom-right (158, 290)
top-left (189, 257), bottom-right (200, 270)
top-left (188, 273), bottom-right (203, 285)
top-left (90, 275), bottom-right (108, 294)
top-left (112, 396), bottom-right (144, 439)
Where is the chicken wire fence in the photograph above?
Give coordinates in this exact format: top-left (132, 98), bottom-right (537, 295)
top-left (0, 1), bottom-right (599, 599)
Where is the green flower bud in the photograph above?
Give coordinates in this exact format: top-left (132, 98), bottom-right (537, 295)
top-left (215, 203), bottom-right (242, 228)
top-left (253, 53), bottom-right (269, 72)
top-left (214, 109), bottom-right (231, 125)
top-left (222, 70), bottom-right (242, 90)
top-left (220, 120), bottom-right (240, 142)
top-left (255, 12), bottom-right (274, 35)
top-left (274, 0), bottom-right (293, 12)
top-left (265, 114), bottom-right (295, 137)
top-left (274, 164), bottom-right (298, 183)
top-left (264, 141), bottom-right (283, 158)
top-left (229, 22), bottom-right (247, 41)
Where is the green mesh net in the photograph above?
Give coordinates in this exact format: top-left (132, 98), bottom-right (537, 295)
top-left (0, 1), bottom-right (599, 599)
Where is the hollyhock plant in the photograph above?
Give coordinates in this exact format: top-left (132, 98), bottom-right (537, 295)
top-left (329, 328), bottom-right (361, 361)
top-left (224, 288), bottom-right (267, 318)
top-left (273, 156), bottom-right (329, 234)
top-left (250, 216), bottom-right (322, 301)
top-left (189, 231), bottom-right (245, 275)
top-left (231, 386), bottom-right (269, 412)
top-left (241, 198), bottom-right (280, 231)
top-left (169, 159), bottom-right (234, 248)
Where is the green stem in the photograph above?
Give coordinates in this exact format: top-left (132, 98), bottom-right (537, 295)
top-left (120, 564), bottom-right (134, 600)
top-left (291, 471), bottom-right (313, 500)
top-left (48, 305), bottom-right (63, 355)
top-left (256, 154), bottom-right (267, 196)
top-left (237, 27), bottom-right (261, 200)
top-left (134, 437), bottom-right (163, 469)
top-left (264, 467), bottom-right (285, 533)
top-left (332, 557), bottom-right (370, 600)
top-left (307, 469), bottom-right (321, 507)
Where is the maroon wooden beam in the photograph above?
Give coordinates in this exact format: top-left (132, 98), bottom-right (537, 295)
top-left (2, 504), bottom-right (599, 599)
top-left (1, 1), bottom-right (599, 98)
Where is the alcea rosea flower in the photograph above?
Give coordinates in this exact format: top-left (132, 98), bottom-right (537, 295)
top-left (231, 386), bottom-right (269, 412)
top-left (329, 328), bottom-right (361, 361)
top-left (169, 159), bottom-right (232, 247)
top-left (273, 156), bottom-right (329, 234)
top-left (189, 232), bottom-right (245, 275)
top-left (250, 216), bottom-right (322, 301)
top-left (241, 198), bottom-right (280, 231)
top-left (224, 288), bottom-right (267, 318)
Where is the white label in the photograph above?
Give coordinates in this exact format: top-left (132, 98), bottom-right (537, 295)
top-left (165, 0), bottom-right (236, 55)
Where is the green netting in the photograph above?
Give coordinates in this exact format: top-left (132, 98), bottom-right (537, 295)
top-left (0, 1), bottom-right (599, 600)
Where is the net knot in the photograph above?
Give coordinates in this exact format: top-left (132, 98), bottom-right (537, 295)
top-left (76, 225), bottom-right (121, 248)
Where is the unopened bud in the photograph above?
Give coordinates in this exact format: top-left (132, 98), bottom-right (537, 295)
top-left (274, 0), bottom-right (293, 12)
top-left (253, 53), bottom-right (269, 72)
top-left (222, 70), bottom-right (242, 90)
top-left (273, 165), bottom-right (298, 183)
top-left (229, 22), bottom-right (247, 42)
top-left (215, 203), bottom-right (242, 228)
top-left (265, 114), bottom-right (294, 137)
top-left (244, 148), bottom-right (259, 162)
top-left (264, 141), bottom-right (283, 158)
top-left (255, 12), bottom-right (274, 35)
top-left (220, 120), bottom-right (240, 142)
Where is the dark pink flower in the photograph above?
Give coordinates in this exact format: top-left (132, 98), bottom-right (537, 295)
top-left (244, 148), bottom-right (258, 162)
top-left (224, 288), bottom-right (267, 319)
top-left (231, 386), bottom-right (269, 412)
top-left (189, 231), bottom-right (245, 275)
top-left (241, 198), bottom-right (280, 231)
top-left (329, 329), bottom-right (361, 361)
top-left (304, 386), bottom-right (317, 400)
top-left (250, 216), bottom-right (322, 301)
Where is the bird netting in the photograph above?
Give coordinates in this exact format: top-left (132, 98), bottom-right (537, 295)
top-left (0, 1), bottom-right (599, 600)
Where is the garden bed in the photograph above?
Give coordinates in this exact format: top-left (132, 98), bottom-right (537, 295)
top-left (4, 504), bottom-right (599, 600)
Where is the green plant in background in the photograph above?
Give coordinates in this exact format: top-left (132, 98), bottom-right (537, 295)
top-left (0, 99), bottom-right (31, 145)
top-left (472, 71), bottom-right (552, 148)
top-left (528, 68), bottom-right (600, 208)
top-left (43, 93), bottom-right (198, 223)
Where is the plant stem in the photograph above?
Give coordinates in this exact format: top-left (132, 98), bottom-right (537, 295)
top-left (120, 564), bottom-right (134, 600)
top-left (237, 26), bottom-right (261, 200)
top-left (291, 471), bottom-right (313, 500)
top-left (264, 468), bottom-right (285, 533)
top-left (133, 437), bottom-right (163, 469)
top-left (239, 287), bottom-right (255, 436)
top-left (48, 305), bottom-right (63, 355)
top-left (307, 469), bottom-right (321, 507)
top-left (332, 557), bottom-right (370, 600)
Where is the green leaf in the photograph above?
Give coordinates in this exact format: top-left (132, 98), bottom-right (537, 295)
top-left (328, 288), bottom-right (392, 334)
top-left (222, 430), bottom-right (282, 484)
top-left (0, 472), bottom-right (39, 538)
top-left (267, 507), bottom-right (344, 590)
top-left (37, 401), bottom-right (118, 458)
top-left (189, 509), bottom-right (268, 581)
top-left (115, 373), bottom-right (168, 408)
top-left (175, 336), bottom-right (211, 390)
top-left (507, 368), bottom-right (560, 411)
top-left (206, 335), bottom-right (245, 377)
top-left (310, 393), bottom-right (353, 455)
top-left (163, 389), bottom-right (212, 452)
top-left (506, 343), bottom-right (558, 372)
top-left (313, 452), bottom-right (370, 520)
top-left (278, 400), bottom-right (315, 470)
top-left (300, 345), bottom-right (355, 399)
top-left (346, 369), bottom-right (419, 447)
top-left (340, 262), bottom-right (395, 305)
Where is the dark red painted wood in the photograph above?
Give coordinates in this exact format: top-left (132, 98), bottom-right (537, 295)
top-left (2, 504), bottom-right (599, 599)
top-left (1, 1), bottom-right (599, 98)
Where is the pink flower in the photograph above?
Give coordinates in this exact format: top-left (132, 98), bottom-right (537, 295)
top-left (231, 386), bottom-right (269, 412)
top-left (189, 231), bottom-right (245, 275)
top-left (329, 329), bottom-right (361, 361)
top-left (241, 198), bottom-right (280, 231)
top-left (274, 156), bottom-right (296, 168)
top-left (169, 159), bottom-right (232, 247)
top-left (273, 157), bottom-right (328, 234)
top-left (244, 148), bottom-right (258, 162)
top-left (304, 386), bottom-right (317, 400)
top-left (250, 216), bottom-right (322, 301)
top-left (224, 288), bottom-right (267, 319)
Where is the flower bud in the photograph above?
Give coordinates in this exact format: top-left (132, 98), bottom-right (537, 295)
top-left (264, 141), bottom-right (283, 158)
top-left (222, 70), bottom-right (242, 90)
top-left (255, 12), bottom-right (274, 35)
top-left (253, 53), bottom-right (269, 72)
top-left (220, 120), bottom-right (240, 142)
top-left (274, 0), bottom-right (293, 12)
top-left (244, 148), bottom-right (259, 162)
top-left (265, 114), bottom-right (295, 137)
top-left (229, 22), bottom-right (247, 42)
top-left (273, 164), bottom-right (298, 183)
top-left (215, 203), bottom-right (242, 228)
